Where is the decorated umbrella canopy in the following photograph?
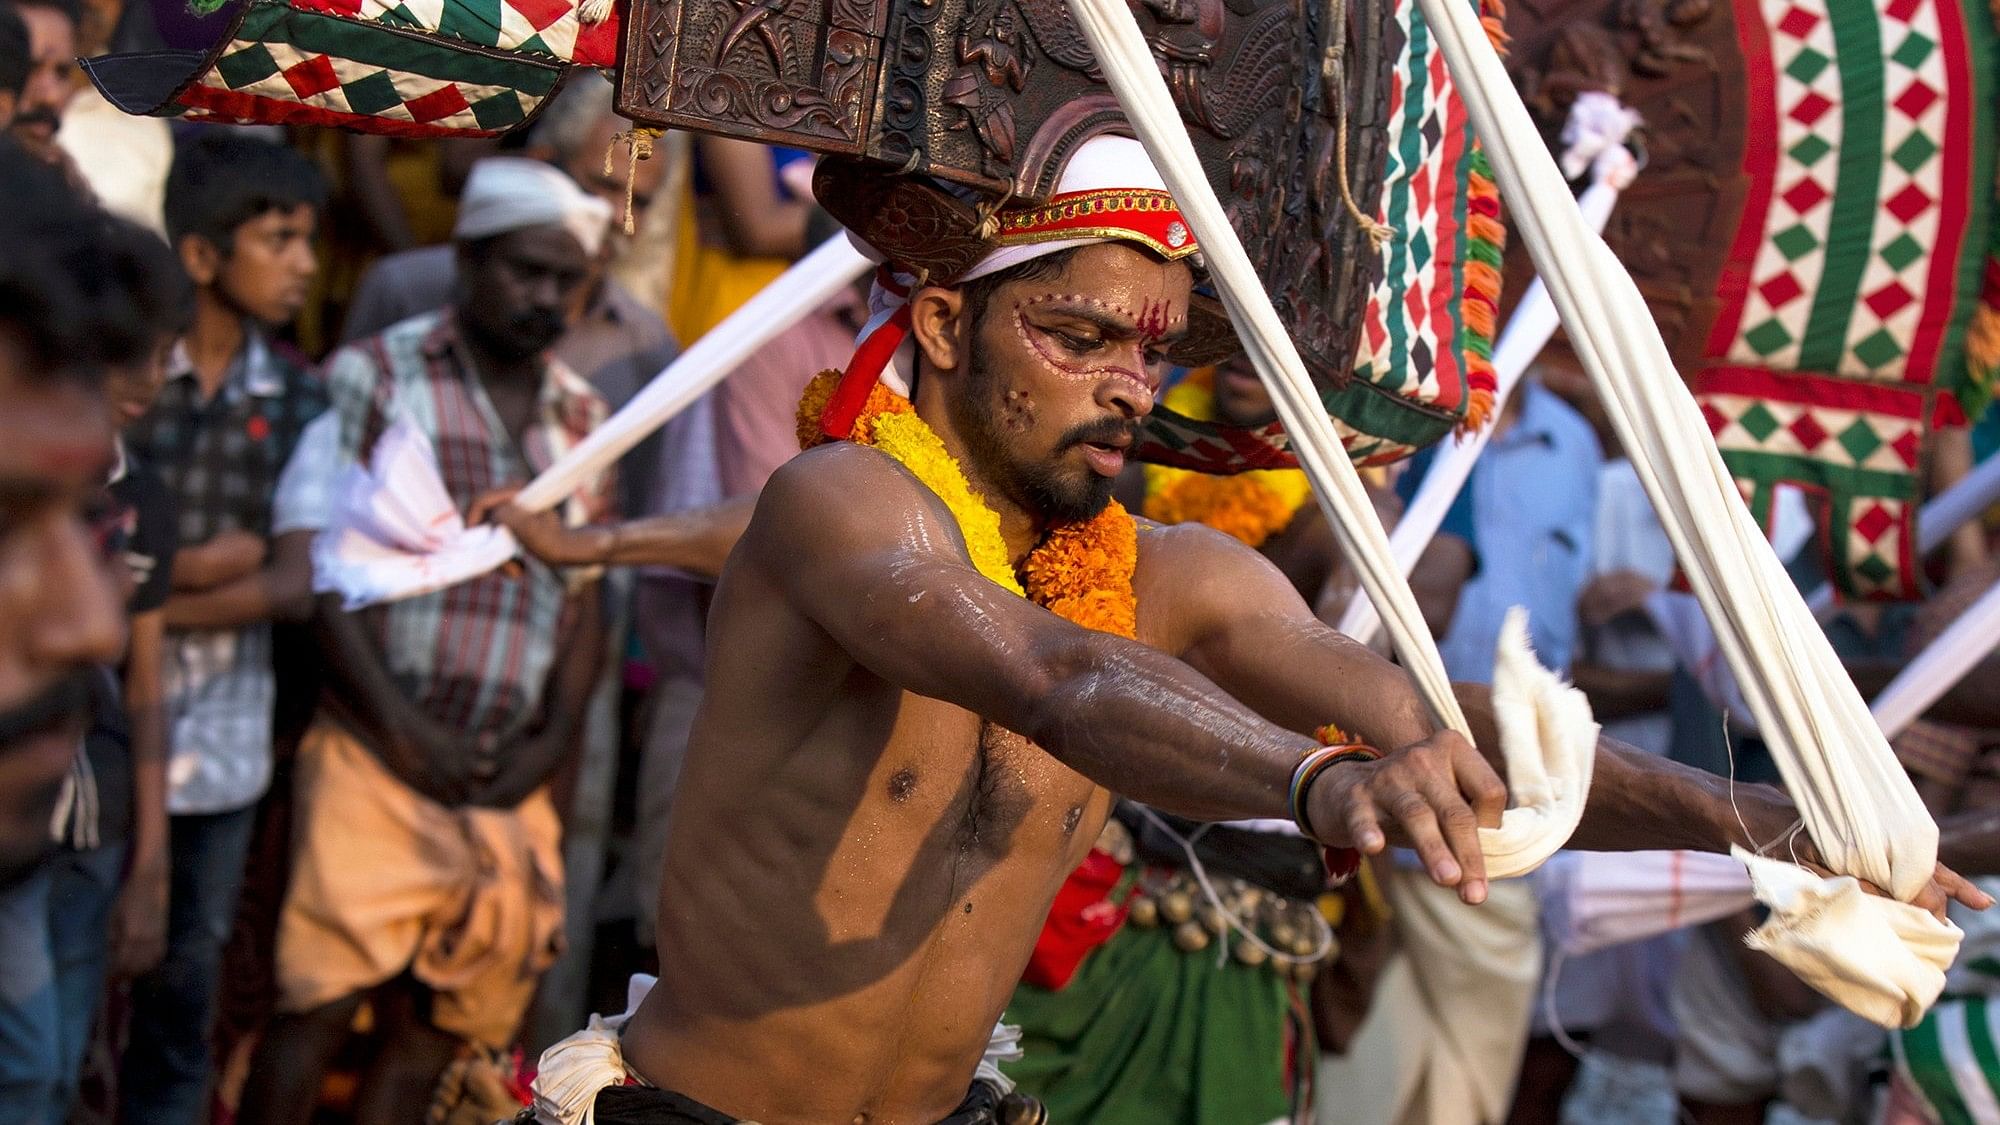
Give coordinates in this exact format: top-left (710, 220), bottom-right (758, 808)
top-left (82, 0), bottom-right (1508, 475)
top-left (83, 0), bottom-right (620, 137)
top-left (1498, 0), bottom-right (1997, 599)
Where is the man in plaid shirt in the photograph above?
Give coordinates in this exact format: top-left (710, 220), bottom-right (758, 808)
top-left (121, 133), bottom-right (328, 1125)
top-left (238, 158), bottom-right (615, 1125)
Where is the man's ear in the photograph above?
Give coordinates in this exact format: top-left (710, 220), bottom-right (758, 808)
top-left (177, 234), bottom-right (221, 287)
top-left (907, 285), bottom-right (970, 376)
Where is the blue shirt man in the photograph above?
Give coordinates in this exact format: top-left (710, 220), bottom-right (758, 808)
top-left (1402, 379), bottom-right (1603, 682)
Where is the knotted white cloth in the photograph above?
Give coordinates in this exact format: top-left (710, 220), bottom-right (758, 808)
top-left (1737, 848), bottom-right (1962, 1028)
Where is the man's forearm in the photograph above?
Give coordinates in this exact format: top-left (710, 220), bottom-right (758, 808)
top-left (1021, 631), bottom-right (1317, 824)
top-left (601, 498), bottom-right (755, 575)
top-left (313, 595), bottom-right (430, 762)
top-left (163, 572), bottom-right (280, 629)
top-left (1452, 681), bottom-right (1780, 854)
top-left (162, 532), bottom-right (314, 629)
top-left (1568, 740), bottom-right (1781, 853)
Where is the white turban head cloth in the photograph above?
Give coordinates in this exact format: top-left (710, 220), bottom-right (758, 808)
top-left (453, 156), bottom-right (614, 259)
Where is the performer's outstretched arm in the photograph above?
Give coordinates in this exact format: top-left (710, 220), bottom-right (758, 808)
top-left (1162, 517), bottom-right (1991, 911)
top-left (748, 442), bottom-right (1506, 903)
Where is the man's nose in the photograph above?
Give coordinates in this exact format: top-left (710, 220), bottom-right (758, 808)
top-left (1098, 367), bottom-right (1156, 420)
top-left (31, 523), bottom-right (126, 670)
top-left (289, 240), bottom-right (320, 280)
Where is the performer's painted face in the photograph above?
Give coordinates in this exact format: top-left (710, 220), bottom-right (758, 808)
top-left (950, 242), bottom-right (1190, 524)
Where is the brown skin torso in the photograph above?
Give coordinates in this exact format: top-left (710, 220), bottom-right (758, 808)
top-left (625, 479), bottom-right (1297, 1123)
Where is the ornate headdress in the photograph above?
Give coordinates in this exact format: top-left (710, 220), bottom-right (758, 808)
top-left (812, 134), bottom-right (1216, 441)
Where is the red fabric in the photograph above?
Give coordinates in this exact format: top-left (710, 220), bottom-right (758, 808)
top-left (1021, 848), bottom-right (1130, 991)
top-left (1707, 0), bottom-right (1780, 359)
top-left (819, 305), bottom-right (911, 440)
top-left (176, 85), bottom-right (504, 138)
top-left (1321, 845), bottom-right (1361, 884)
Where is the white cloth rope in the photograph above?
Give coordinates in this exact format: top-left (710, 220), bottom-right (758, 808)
top-left (513, 234), bottom-right (873, 512)
top-left (1069, 0), bottom-right (1599, 880)
top-left (1339, 171), bottom-right (1624, 645)
top-left (1399, 0), bottom-right (1954, 1024)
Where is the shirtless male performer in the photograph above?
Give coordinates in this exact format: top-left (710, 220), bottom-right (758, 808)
top-left (522, 138), bottom-right (1985, 1125)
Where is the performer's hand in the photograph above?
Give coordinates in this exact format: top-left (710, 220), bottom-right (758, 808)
top-left (465, 486), bottom-right (522, 528)
top-left (1720, 785), bottom-right (1994, 917)
top-left (1306, 730), bottom-right (1507, 905)
top-left (468, 488), bottom-right (609, 567)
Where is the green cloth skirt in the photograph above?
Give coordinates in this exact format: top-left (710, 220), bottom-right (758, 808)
top-left (1002, 923), bottom-right (1293, 1125)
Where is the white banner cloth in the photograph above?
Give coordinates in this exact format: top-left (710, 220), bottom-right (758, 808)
top-left (1538, 849), bottom-right (1755, 957)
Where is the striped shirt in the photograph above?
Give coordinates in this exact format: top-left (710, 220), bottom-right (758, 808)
top-left (320, 310), bottom-right (613, 748)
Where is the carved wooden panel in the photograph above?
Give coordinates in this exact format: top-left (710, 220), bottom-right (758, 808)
top-left (616, 0), bottom-right (888, 151)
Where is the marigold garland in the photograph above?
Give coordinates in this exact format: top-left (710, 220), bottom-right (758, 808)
top-left (796, 370), bottom-right (1138, 637)
top-left (1141, 370), bottom-right (1313, 548)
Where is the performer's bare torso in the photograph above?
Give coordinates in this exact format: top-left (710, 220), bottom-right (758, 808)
top-left (625, 505), bottom-right (1205, 1124)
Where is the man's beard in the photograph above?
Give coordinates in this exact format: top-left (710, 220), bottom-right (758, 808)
top-left (475, 308), bottom-right (566, 362)
top-left (10, 107), bottom-right (60, 140)
top-left (952, 338), bottom-right (1131, 526)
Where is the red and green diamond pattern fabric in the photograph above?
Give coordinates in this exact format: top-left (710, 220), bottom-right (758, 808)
top-left (81, 0), bottom-right (570, 139)
top-left (1692, 0), bottom-right (1996, 599)
top-left (1696, 368), bottom-right (1940, 598)
top-left (292, 0), bottom-right (620, 68)
top-left (1131, 0), bottom-right (1505, 474)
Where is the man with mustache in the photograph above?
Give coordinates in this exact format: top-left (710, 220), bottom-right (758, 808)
top-left (522, 136), bottom-right (1987, 1125)
top-left (0, 0), bottom-right (74, 157)
top-left (0, 137), bottom-right (160, 1115)
top-left (237, 157), bottom-right (618, 1125)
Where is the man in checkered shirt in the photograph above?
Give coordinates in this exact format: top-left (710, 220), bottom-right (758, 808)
top-left (237, 158), bottom-right (616, 1124)
top-left (120, 132), bottom-right (329, 1125)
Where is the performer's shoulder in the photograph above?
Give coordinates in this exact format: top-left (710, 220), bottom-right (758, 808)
top-left (752, 442), bottom-right (949, 545)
